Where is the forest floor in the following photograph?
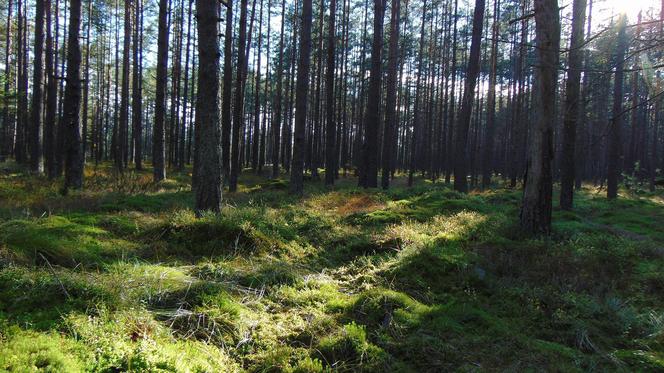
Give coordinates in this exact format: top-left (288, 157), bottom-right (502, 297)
top-left (0, 161), bottom-right (663, 372)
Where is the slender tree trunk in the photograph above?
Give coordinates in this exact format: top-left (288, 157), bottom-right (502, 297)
top-left (153, 0), bottom-right (169, 181)
top-left (252, 0), bottom-right (264, 173)
top-left (453, 0), bottom-right (485, 193)
top-left (324, 0), bottom-right (337, 185)
top-left (230, 0), bottom-right (249, 192)
top-left (381, 0), bottom-right (400, 189)
top-left (81, 0), bottom-right (91, 165)
top-left (360, 0), bottom-right (384, 188)
top-left (221, 0), bottom-right (233, 181)
top-left (289, 0), bottom-right (312, 194)
top-left (30, 0), bottom-right (46, 173)
top-left (133, 0), bottom-right (143, 169)
top-left (607, 16), bottom-right (627, 200)
top-left (482, 0), bottom-right (500, 189)
top-left (271, 0), bottom-right (286, 178)
top-left (45, 0), bottom-right (58, 178)
top-left (1, 0), bottom-right (12, 157)
top-left (194, 0), bottom-right (223, 213)
top-left (519, 0), bottom-right (560, 234)
top-left (178, 0), bottom-right (192, 170)
top-left (63, 0), bottom-right (83, 192)
top-left (559, 0), bottom-right (586, 209)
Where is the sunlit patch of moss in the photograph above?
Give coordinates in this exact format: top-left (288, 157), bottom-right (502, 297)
top-left (64, 308), bottom-right (240, 372)
top-left (0, 326), bottom-right (88, 372)
top-left (0, 216), bottom-right (139, 266)
top-left (317, 322), bottom-right (387, 371)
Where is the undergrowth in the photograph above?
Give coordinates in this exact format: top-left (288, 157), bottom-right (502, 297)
top-left (0, 161), bottom-right (663, 372)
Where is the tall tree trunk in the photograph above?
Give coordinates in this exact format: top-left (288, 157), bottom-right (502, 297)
top-left (30, 0), bottom-right (46, 173)
top-left (324, 0), bottom-right (337, 186)
top-left (63, 0), bottom-right (83, 192)
top-left (46, 0), bottom-right (59, 178)
top-left (153, 0), bottom-right (169, 181)
top-left (230, 0), bottom-right (249, 192)
top-left (607, 16), bottom-right (627, 200)
top-left (271, 0), bottom-right (286, 178)
top-left (482, 0), bottom-right (500, 189)
top-left (133, 0), bottom-right (144, 169)
top-left (559, 0), bottom-right (586, 209)
top-left (178, 0), bottom-right (192, 170)
top-left (194, 0), bottom-right (223, 213)
top-left (221, 0), bottom-right (233, 181)
top-left (519, 0), bottom-right (560, 234)
top-left (252, 0), bottom-right (264, 173)
top-left (81, 0), bottom-right (91, 165)
top-left (453, 0), bottom-right (485, 193)
top-left (14, 0), bottom-right (25, 163)
top-left (381, 0), bottom-right (400, 189)
top-left (360, 0), bottom-right (384, 188)
top-left (1, 0), bottom-right (12, 157)
top-left (289, 0), bottom-right (312, 194)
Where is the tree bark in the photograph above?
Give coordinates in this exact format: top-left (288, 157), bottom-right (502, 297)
top-left (289, 0), bottom-right (312, 194)
top-left (324, 0), bottom-right (337, 186)
top-left (63, 0), bottom-right (83, 192)
top-left (230, 0), bottom-right (249, 192)
top-left (360, 0), bottom-right (384, 188)
top-left (194, 0), bottom-right (223, 214)
top-left (519, 0), bottom-right (560, 234)
top-left (559, 0), bottom-right (586, 209)
top-left (453, 0), bottom-right (485, 193)
top-left (30, 0), bottom-right (46, 173)
top-left (607, 16), bottom-right (627, 200)
top-left (381, 0), bottom-right (400, 189)
top-left (153, 0), bottom-right (169, 182)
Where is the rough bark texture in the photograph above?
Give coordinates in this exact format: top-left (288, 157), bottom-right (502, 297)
top-left (559, 0), bottom-right (586, 209)
top-left (607, 16), bottom-right (627, 200)
top-left (381, 0), bottom-right (400, 189)
top-left (289, 0), bottom-right (312, 195)
top-left (230, 0), bottom-right (248, 192)
top-left (453, 0), bottom-right (485, 193)
top-left (360, 0), bottom-right (384, 188)
top-left (272, 0), bottom-right (286, 179)
top-left (194, 0), bottom-right (223, 214)
top-left (519, 0), bottom-right (560, 234)
top-left (132, 0), bottom-right (143, 170)
top-left (222, 0), bottom-right (233, 181)
top-left (482, 0), bottom-right (499, 189)
top-left (324, 0), bottom-right (337, 186)
top-left (63, 0), bottom-right (83, 192)
top-left (153, 0), bottom-right (169, 182)
top-left (30, 0), bottom-right (45, 173)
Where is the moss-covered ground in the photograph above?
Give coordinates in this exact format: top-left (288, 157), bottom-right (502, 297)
top-left (0, 161), bottom-right (663, 372)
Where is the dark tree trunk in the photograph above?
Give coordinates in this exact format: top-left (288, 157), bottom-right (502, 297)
top-left (453, 0), bottom-right (485, 193)
top-left (289, 0), bottom-right (312, 194)
top-left (251, 0), bottom-right (264, 173)
top-left (324, 0), bottom-right (337, 186)
top-left (194, 0), bottom-right (223, 214)
top-left (1, 0), bottom-right (12, 157)
top-left (30, 0), bottom-right (46, 173)
top-left (607, 16), bottom-right (627, 200)
top-left (271, 0), bottom-right (286, 178)
top-left (230, 0), bottom-right (249, 192)
top-left (178, 0), bottom-right (192, 170)
top-left (153, 0), bottom-right (169, 182)
top-left (482, 0), bottom-right (500, 189)
top-left (360, 0), bottom-right (384, 188)
top-left (559, 0), bottom-right (586, 209)
top-left (46, 0), bottom-right (59, 178)
top-left (519, 0), bottom-right (560, 234)
top-left (133, 0), bottom-right (144, 170)
top-left (221, 0), bottom-right (233, 182)
top-left (63, 0), bottom-right (83, 192)
top-left (381, 0), bottom-right (400, 189)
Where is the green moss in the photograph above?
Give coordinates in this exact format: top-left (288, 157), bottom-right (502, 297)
top-left (0, 216), bottom-right (138, 266)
